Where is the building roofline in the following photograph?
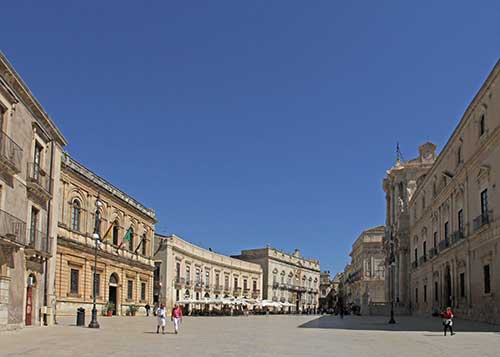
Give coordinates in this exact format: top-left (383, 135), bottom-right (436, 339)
top-left (62, 152), bottom-right (156, 221)
top-left (410, 59), bottom-right (500, 203)
top-left (0, 51), bottom-right (68, 146)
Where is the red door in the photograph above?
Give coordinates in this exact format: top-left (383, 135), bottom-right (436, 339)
top-left (25, 287), bottom-right (32, 326)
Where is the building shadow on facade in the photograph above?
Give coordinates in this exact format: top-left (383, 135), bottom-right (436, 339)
top-left (298, 315), bottom-right (500, 333)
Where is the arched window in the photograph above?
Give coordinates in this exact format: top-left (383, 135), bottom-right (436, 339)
top-left (112, 221), bottom-right (119, 246)
top-left (71, 200), bottom-right (81, 231)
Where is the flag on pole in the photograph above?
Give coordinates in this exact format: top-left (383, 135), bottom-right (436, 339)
top-left (134, 235), bottom-right (146, 254)
top-left (101, 222), bottom-right (114, 242)
top-left (117, 227), bottom-right (132, 249)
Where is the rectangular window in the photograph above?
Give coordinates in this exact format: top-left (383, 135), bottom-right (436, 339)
top-left (484, 265), bottom-right (491, 294)
top-left (234, 277), bottom-right (238, 289)
top-left (444, 222), bottom-right (449, 242)
top-left (423, 241), bottom-right (427, 258)
top-left (93, 272), bottom-right (100, 297)
top-left (112, 224), bottom-right (119, 245)
top-left (128, 232), bottom-right (134, 251)
top-left (175, 262), bottom-right (180, 280)
top-left (458, 209), bottom-right (464, 234)
top-left (460, 273), bottom-right (465, 297)
top-left (481, 189), bottom-right (488, 216)
top-left (224, 275), bottom-right (229, 289)
top-left (70, 269), bottom-right (79, 294)
top-left (253, 280), bottom-right (257, 291)
top-left (205, 271), bottom-right (210, 286)
top-left (243, 279), bottom-right (248, 290)
top-left (423, 285), bottom-right (427, 303)
top-left (433, 232), bottom-right (437, 249)
top-left (29, 206), bottom-right (39, 245)
top-left (414, 248), bottom-right (418, 264)
top-left (185, 266), bottom-right (190, 283)
top-left (434, 281), bottom-right (438, 301)
top-left (415, 287), bottom-right (418, 304)
top-left (195, 269), bottom-right (201, 284)
top-left (215, 273), bottom-right (220, 287)
top-left (141, 282), bottom-right (146, 301)
top-left (127, 280), bottom-right (133, 300)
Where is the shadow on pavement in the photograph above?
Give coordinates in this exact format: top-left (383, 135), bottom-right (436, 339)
top-left (298, 315), bottom-right (500, 333)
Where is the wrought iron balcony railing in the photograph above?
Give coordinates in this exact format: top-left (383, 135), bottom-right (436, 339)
top-left (438, 239), bottom-right (450, 252)
top-left (451, 230), bottom-right (465, 244)
top-left (429, 247), bottom-right (438, 258)
top-left (473, 211), bottom-right (493, 232)
top-left (0, 209), bottom-right (27, 245)
top-left (0, 130), bottom-right (23, 175)
top-left (27, 162), bottom-right (53, 196)
top-left (27, 228), bottom-right (52, 256)
top-left (418, 255), bottom-right (427, 266)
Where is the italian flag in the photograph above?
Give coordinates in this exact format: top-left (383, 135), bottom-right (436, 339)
top-left (117, 227), bottom-right (132, 249)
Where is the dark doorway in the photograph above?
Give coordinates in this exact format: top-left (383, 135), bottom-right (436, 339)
top-left (109, 286), bottom-right (117, 315)
top-left (445, 266), bottom-right (452, 308)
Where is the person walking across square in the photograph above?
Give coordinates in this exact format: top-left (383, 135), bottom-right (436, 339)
top-left (172, 304), bottom-right (183, 334)
top-left (156, 304), bottom-right (166, 334)
top-left (442, 307), bottom-right (455, 336)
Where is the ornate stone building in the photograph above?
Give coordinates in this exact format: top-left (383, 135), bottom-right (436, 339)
top-left (234, 247), bottom-right (320, 312)
top-left (383, 143), bottom-right (436, 312)
top-left (318, 271), bottom-right (335, 311)
top-left (0, 52), bottom-right (67, 330)
top-left (154, 234), bottom-right (262, 312)
top-left (347, 226), bottom-right (386, 314)
top-left (409, 60), bottom-right (500, 323)
top-left (55, 153), bottom-right (157, 316)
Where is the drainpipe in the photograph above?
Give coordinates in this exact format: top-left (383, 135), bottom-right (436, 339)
top-left (43, 140), bottom-right (55, 326)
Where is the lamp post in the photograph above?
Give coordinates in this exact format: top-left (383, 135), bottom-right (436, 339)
top-left (388, 236), bottom-right (396, 324)
top-left (88, 196), bottom-right (103, 329)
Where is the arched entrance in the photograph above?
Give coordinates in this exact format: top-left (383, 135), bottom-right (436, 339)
top-left (109, 273), bottom-right (119, 315)
top-left (25, 274), bottom-right (36, 326)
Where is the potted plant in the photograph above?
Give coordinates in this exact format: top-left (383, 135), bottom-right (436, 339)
top-left (105, 301), bottom-right (115, 317)
top-left (127, 304), bottom-right (139, 317)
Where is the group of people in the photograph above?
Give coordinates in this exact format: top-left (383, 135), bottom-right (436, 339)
top-left (155, 304), bottom-right (183, 335)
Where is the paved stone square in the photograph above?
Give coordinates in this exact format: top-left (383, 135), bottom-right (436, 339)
top-left (1, 315), bottom-right (499, 356)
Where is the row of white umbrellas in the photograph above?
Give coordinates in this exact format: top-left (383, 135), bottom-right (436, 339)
top-left (176, 297), bottom-right (294, 308)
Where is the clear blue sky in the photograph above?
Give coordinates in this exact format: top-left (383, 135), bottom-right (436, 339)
top-left (2, 1), bottom-right (499, 274)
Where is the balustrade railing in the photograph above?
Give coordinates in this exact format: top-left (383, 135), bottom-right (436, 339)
top-left (27, 228), bottom-right (52, 255)
top-left (27, 162), bottom-right (53, 195)
top-left (0, 130), bottom-right (23, 174)
top-left (0, 209), bottom-right (26, 245)
top-left (473, 211), bottom-right (493, 232)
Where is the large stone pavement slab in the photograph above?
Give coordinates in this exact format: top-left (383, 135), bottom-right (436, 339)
top-left (0, 315), bottom-right (499, 356)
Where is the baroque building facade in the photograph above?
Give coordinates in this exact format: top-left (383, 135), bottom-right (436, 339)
top-left (0, 52), bottom-right (67, 330)
top-left (233, 247), bottom-right (320, 312)
top-left (347, 226), bottom-right (386, 313)
top-left (318, 271), bottom-right (336, 311)
top-left (383, 143), bottom-right (436, 312)
top-left (55, 153), bottom-right (157, 316)
top-left (409, 60), bottom-right (500, 323)
top-left (154, 234), bottom-right (262, 312)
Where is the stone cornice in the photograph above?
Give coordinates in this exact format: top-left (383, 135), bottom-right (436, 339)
top-left (62, 152), bottom-right (157, 222)
top-left (0, 51), bottom-right (67, 146)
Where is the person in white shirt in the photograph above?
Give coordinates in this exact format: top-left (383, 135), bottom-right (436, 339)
top-left (156, 304), bottom-right (166, 334)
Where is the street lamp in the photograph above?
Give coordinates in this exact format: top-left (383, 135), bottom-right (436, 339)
top-left (88, 196), bottom-right (103, 329)
top-left (388, 237), bottom-right (396, 324)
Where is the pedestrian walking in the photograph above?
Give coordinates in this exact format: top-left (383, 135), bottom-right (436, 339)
top-left (145, 303), bottom-right (151, 317)
top-left (442, 307), bottom-right (455, 336)
top-left (156, 304), bottom-right (166, 334)
top-left (172, 304), bottom-right (183, 334)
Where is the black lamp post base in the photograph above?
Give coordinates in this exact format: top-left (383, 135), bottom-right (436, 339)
top-left (88, 308), bottom-right (100, 328)
top-left (388, 317), bottom-right (396, 324)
